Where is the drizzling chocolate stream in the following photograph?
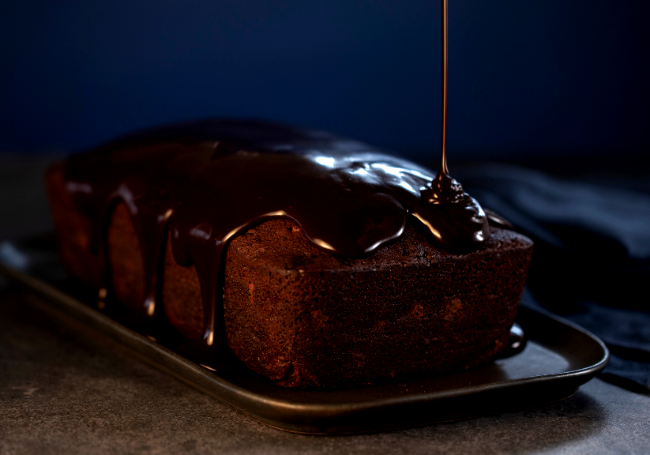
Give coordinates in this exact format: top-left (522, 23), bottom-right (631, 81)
top-left (63, 1), bottom-right (490, 350)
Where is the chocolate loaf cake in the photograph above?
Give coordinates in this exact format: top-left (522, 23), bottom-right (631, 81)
top-left (46, 119), bottom-right (533, 388)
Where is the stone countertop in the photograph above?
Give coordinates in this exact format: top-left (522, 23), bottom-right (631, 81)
top-left (1, 156), bottom-right (649, 455)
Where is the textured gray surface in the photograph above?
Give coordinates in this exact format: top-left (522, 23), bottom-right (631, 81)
top-left (1, 156), bottom-right (649, 454)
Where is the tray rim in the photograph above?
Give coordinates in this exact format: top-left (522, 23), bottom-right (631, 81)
top-left (0, 262), bottom-right (610, 434)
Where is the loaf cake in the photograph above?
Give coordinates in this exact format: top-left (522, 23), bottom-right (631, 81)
top-left (46, 119), bottom-right (533, 388)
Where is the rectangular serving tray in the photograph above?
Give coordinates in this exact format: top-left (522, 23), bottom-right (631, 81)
top-left (0, 237), bottom-right (609, 434)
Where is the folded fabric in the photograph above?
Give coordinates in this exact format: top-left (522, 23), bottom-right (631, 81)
top-left (457, 165), bottom-right (650, 392)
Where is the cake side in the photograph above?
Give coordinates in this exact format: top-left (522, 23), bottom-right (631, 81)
top-left (162, 232), bottom-right (204, 341)
top-left (108, 203), bottom-right (146, 311)
top-left (222, 220), bottom-right (532, 387)
top-left (45, 162), bottom-right (101, 289)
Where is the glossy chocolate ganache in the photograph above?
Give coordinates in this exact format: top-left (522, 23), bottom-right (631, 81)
top-left (63, 119), bottom-right (492, 349)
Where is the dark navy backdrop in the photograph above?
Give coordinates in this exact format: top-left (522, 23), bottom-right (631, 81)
top-left (1, 0), bottom-right (649, 159)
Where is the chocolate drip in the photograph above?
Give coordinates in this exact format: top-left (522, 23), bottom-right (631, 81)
top-left (63, 120), bottom-right (491, 350)
top-left (416, 0), bottom-right (489, 255)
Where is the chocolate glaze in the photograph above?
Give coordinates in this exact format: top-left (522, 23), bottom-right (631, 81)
top-left (63, 119), bottom-right (490, 349)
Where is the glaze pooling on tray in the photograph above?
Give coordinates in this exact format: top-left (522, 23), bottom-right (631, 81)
top-left (63, 119), bottom-right (490, 348)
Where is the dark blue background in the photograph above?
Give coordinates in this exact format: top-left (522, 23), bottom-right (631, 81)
top-left (1, 0), bottom-right (649, 160)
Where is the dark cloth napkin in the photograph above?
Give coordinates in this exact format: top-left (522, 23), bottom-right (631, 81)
top-left (457, 165), bottom-right (650, 393)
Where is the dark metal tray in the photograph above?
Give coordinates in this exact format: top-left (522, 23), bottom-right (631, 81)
top-left (0, 237), bottom-right (609, 434)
